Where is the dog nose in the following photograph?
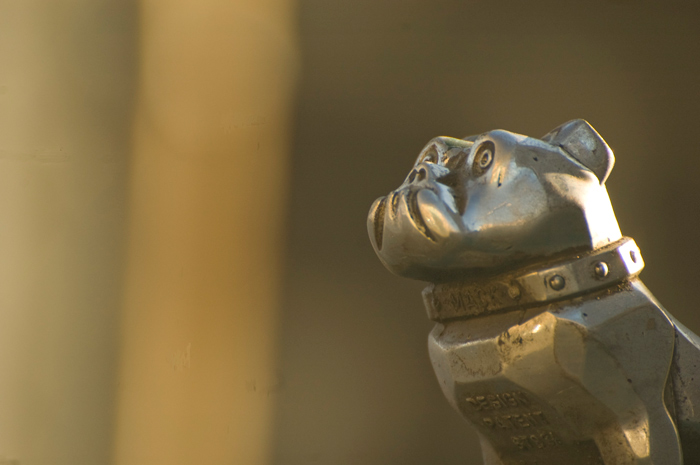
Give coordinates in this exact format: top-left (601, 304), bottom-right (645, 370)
top-left (408, 166), bottom-right (429, 184)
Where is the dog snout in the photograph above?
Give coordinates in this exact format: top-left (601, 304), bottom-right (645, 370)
top-left (408, 165), bottom-right (429, 184)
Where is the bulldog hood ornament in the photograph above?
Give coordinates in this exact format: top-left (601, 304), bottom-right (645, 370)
top-left (368, 120), bottom-right (700, 464)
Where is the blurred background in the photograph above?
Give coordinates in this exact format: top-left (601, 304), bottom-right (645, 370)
top-left (1, 1), bottom-right (699, 464)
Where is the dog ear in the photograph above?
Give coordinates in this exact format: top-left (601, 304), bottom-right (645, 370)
top-left (542, 119), bottom-right (614, 184)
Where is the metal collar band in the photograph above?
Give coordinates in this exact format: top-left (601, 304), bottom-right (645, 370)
top-left (422, 237), bottom-right (644, 322)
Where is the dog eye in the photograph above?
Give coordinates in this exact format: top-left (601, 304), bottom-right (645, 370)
top-left (478, 150), bottom-right (493, 168)
top-left (472, 142), bottom-right (495, 175)
top-left (421, 149), bottom-right (438, 164)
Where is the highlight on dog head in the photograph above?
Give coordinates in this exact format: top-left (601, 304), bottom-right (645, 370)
top-left (368, 119), bottom-right (622, 282)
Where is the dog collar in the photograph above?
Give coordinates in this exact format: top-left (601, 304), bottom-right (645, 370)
top-left (422, 237), bottom-right (644, 322)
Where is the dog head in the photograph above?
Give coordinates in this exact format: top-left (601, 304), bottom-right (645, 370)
top-left (367, 119), bottom-right (622, 282)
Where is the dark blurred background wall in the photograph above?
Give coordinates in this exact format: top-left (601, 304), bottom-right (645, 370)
top-left (272, 1), bottom-right (700, 464)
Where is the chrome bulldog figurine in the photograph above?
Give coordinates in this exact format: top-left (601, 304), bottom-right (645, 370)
top-left (368, 120), bottom-right (700, 465)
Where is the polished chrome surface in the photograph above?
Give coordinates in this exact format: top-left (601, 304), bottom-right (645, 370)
top-left (368, 120), bottom-right (700, 464)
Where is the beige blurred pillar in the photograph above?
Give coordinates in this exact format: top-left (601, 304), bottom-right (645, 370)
top-left (113, 1), bottom-right (298, 464)
top-left (0, 2), bottom-right (135, 464)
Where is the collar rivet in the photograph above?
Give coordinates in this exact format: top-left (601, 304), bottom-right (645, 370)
top-left (594, 261), bottom-right (609, 278)
top-left (549, 275), bottom-right (566, 291)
